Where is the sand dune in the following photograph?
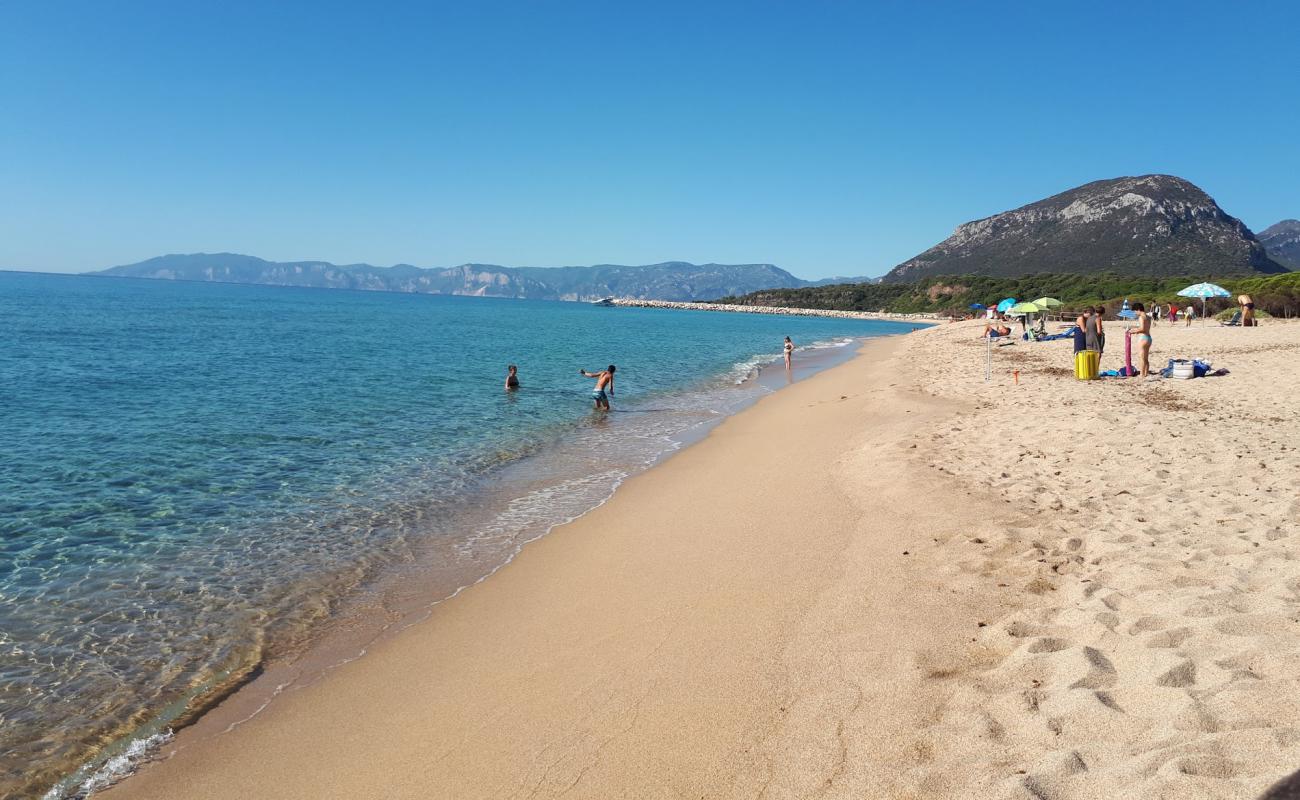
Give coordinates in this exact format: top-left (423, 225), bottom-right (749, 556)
top-left (102, 319), bottom-right (1300, 800)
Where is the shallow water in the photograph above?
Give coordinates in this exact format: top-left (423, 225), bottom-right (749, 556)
top-left (0, 272), bottom-right (924, 796)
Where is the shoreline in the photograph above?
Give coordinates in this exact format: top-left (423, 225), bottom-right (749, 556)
top-left (46, 331), bottom-right (887, 799)
top-left (101, 330), bottom-right (979, 799)
top-left (101, 320), bottom-right (1300, 799)
top-left (608, 297), bottom-right (939, 321)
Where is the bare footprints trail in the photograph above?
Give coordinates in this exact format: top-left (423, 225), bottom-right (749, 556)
top-left (887, 321), bottom-right (1300, 798)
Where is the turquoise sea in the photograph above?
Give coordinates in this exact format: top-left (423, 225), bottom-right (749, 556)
top-left (0, 271), bottom-right (924, 797)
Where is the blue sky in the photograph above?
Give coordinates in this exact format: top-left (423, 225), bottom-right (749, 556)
top-left (2, 1), bottom-right (1296, 279)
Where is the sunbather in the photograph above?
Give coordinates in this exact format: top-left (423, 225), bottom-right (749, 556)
top-left (983, 323), bottom-right (1012, 338)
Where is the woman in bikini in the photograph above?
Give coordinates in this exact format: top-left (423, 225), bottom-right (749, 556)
top-left (1126, 303), bottom-right (1153, 377)
top-left (783, 336), bottom-right (794, 369)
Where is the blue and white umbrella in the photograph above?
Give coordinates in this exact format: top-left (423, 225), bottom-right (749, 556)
top-left (1177, 282), bottom-right (1230, 320)
top-left (995, 297), bottom-right (1017, 313)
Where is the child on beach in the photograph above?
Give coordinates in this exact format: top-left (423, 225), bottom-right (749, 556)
top-left (1093, 307), bottom-right (1106, 361)
top-left (580, 365), bottom-right (616, 411)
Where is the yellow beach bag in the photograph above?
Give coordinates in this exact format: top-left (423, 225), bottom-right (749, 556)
top-left (1074, 350), bottom-right (1099, 381)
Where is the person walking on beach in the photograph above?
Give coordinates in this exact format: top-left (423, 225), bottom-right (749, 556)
top-left (1169, 304), bottom-right (1179, 326)
top-left (1184, 305), bottom-right (1195, 326)
top-left (1127, 303), bottom-right (1153, 377)
top-left (580, 365), bottom-right (615, 411)
top-left (505, 364), bottom-right (520, 390)
top-left (783, 336), bottom-right (794, 369)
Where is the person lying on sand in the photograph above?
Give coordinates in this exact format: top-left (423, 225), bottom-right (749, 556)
top-left (982, 323), bottom-right (1012, 338)
top-left (580, 365), bottom-right (616, 411)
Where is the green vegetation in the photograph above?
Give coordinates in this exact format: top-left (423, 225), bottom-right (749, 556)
top-left (716, 272), bottom-right (1300, 318)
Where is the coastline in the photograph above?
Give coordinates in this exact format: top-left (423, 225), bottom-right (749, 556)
top-left (608, 297), bottom-right (939, 322)
top-left (102, 320), bottom-right (1300, 799)
top-left (102, 330), bottom-right (982, 799)
top-left (47, 330), bottom-right (886, 798)
top-left (13, 275), bottom-right (926, 800)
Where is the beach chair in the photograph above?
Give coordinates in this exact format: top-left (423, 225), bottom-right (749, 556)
top-left (1220, 310), bottom-right (1241, 327)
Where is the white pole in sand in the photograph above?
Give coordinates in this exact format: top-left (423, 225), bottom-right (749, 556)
top-left (985, 336), bottom-right (991, 381)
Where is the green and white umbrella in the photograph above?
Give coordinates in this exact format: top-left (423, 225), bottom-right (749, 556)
top-left (1031, 297), bottom-right (1063, 309)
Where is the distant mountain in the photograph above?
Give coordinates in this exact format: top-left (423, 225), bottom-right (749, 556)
top-left (1260, 220), bottom-right (1300, 269)
top-left (90, 254), bottom-right (816, 302)
top-left (883, 175), bottom-right (1288, 283)
top-left (804, 274), bottom-right (882, 286)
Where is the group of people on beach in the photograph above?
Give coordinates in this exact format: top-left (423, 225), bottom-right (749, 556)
top-left (1072, 304), bottom-right (1156, 376)
top-left (1150, 303), bottom-right (1196, 326)
top-left (503, 336), bottom-right (798, 412)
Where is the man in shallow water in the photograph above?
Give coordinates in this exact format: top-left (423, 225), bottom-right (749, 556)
top-left (580, 364), bottom-right (616, 411)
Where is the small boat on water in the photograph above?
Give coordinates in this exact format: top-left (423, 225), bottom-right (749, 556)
top-left (591, 297), bottom-right (615, 306)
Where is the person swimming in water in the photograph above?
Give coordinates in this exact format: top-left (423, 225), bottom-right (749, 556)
top-left (504, 364), bottom-right (520, 390)
top-left (783, 336), bottom-right (794, 369)
top-left (1126, 302), bottom-right (1152, 377)
top-left (580, 365), bottom-right (615, 411)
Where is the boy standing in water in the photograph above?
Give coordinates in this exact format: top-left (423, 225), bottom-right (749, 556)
top-left (580, 365), bottom-right (616, 411)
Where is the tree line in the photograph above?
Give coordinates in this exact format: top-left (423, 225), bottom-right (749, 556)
top-left (715, 272), bottom-right (1300, 318)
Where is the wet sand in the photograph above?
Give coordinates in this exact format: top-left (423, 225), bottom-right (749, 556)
top-left (104, 320), bottom-right (1300, 799)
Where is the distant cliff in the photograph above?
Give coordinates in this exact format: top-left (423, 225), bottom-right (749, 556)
top-left (1260, 220), bottom-right (1300, 270)
top-left (883, 175), bottom-right (1287, 282)
top-left (91, 254), bottom-right (823, 302)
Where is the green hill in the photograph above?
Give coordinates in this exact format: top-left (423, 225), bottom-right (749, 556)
top-left (717, 272), bottom-right (1300, 318)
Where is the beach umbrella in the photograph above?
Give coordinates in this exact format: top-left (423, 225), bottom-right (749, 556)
top-left (1177, 282), bottom-right (1230, 320)
top-left (1031, 297), bottom-right (1063, 308)
top-left (996, 297), bottom-right (1017, 313)
top-left (1008, 301), bottom-right (1042, 337)
top-left (969, 302), bottom-right (986, 310)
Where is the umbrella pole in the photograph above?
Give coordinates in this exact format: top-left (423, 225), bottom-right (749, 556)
top-left (985, 336), bottom-right (991, 382)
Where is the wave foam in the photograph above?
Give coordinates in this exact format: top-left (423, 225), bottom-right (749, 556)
top-left (44, 729), bottom-right (173, 800)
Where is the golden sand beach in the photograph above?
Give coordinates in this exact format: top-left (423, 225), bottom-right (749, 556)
top-left (104, 319), bottom-right (1300, 800)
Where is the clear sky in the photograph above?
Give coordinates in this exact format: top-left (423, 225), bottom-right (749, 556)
top-left (2, 1), bottom-right (1296, 279)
